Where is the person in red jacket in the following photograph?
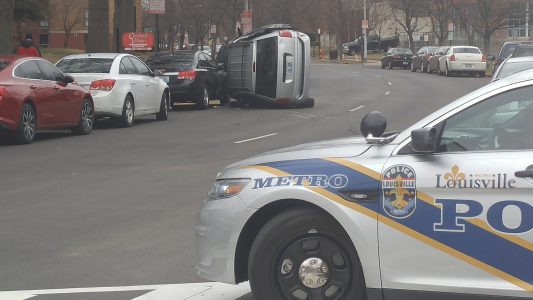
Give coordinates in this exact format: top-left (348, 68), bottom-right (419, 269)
top-left (16, 36), bottom-right (41, 57)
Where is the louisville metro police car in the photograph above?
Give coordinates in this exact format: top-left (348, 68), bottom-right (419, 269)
top-left (195, 70), bottom-right (533, 300)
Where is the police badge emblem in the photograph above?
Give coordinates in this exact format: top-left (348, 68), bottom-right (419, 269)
top-left (382, 165), bottom-right (417, 219)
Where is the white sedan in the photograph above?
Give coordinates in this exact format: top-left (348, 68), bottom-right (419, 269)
top-left (56, 53), bottom-right (170, 127)
top-left (438, 46), bottom-right (487, 77)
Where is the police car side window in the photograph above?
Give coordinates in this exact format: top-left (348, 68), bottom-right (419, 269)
top-left (438, 86), bottom-right (533, 152)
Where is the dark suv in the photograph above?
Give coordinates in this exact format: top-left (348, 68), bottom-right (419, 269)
top-left (146, 51), bottom-right (220, 110)
top-left (492, 41), bottom-right (533, 71)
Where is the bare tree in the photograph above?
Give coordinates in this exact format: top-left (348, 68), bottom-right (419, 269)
top-left (452, 0), bottom-right (516, 53)
top-left (51, 0), bottom-right (85, 48)
top-left (367, 0), bottom-right (392, 37)
top-left (390, 0), bottom-right (428, 50)
top-left (426, 0), bottom-right (452, 45)
top-left (0, 0), bottom-right (15, 54)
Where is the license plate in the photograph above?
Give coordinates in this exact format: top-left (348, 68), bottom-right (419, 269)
top-left (464, 64), bottom-right (473, 68)
top-left (160, 76), bottom-right (169, 83)
top-left (403, 62), bottom-right (408, 65)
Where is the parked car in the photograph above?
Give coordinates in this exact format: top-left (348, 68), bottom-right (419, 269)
top-left (491, 41), bottom-right (533, 71)
top-left (491, 56), bottom-right (533, 82)
top-left (145, 50), bottom-right (219, 109)
top-left (0, 56), bottom-right (94, 144)
top-left (56, 53), bottom-right (170, 127)
top-left (381, 48), bottom-right (413, 69)
top-left (411, 46), bottom-right (439, 72)
top-left (511, 44), bottom-right (533, 58)
top-left (427, 46), bottom-right (449, 74)
top-left (438, 46), bottom-right (486, 77)
top-left (199, 45), bottom-right (212, 55)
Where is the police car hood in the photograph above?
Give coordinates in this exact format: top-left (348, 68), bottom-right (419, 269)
top-left (228, 136), bottom-right (371, 169)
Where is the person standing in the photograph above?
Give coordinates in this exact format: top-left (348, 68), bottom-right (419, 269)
top-left (16, 34), bottom-right (41, 57)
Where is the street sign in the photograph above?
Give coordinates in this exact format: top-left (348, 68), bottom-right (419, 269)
top-left (424, 34), bottom-right (429, 42)
top-left (241, 10), bottom-right (253, 34)
top-left (122, 32), bottom-right (155, 51)
top-left (448, 21), bottom-right (454, 32)
top-left (362, 20), bottom-right (369, 29)
top-left (148, 0), bottom-right (165, 14)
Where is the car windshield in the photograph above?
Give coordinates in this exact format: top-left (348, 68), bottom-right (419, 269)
top-left (427, 47), bottom-right (438, 53)
top-left (396, 48), bottom-right (413, 55)
top-left (146, 53), bottom-right (195, 72)
top-left (501, 44), bottom-right (518, 58)
top-left (496, 61), bottom-right (533, 79)
top-left (454, 47), bottom-right (481, 54)
top-left (0, 59), bottom-right (10, 72)
top-left (56, 58), bottom-right (114, 73)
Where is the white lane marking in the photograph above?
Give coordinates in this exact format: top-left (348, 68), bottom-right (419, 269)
top-left (352, 71), bottom-right (360, 74)
top-left (375, 75), bottom-right (382, 78)
top-left (0, 282), bottom-right (252, 300)
top-left (349, 105), bottom-right (365, 112)
top-left (385, 91), bottom-right (391, 96)
top-left (387, 81), bottom-right (392, 86)
top-left (234, 133), bottom-right (278, 144)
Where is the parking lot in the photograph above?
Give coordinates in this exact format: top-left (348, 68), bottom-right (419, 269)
top-left (0, 61), bottom-right (490, 299)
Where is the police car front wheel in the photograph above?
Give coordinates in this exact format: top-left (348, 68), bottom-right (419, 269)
top-left (248, 207), bottom-right (366, 300)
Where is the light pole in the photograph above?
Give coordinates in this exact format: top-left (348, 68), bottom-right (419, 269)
top-left (363, 0), bottom-right (367, 62)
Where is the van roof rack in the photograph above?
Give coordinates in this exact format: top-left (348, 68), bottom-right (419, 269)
top-left (233, 24), bottom-right (294, 43)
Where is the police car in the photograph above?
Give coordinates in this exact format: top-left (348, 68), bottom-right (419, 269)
top-left (195, 70), bottom-right (533, 300)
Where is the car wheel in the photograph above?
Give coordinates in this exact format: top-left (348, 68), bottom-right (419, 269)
top-left (388, 61), bottom-right (393, 69)
top-left (119, 94), bottom-right (134, 127)
top-left (72, 98), bottom-right (94, 135)
top-left (445, 64), bottom-right (452, 77)
top-left (479, 71), bottom-right (486, 78)
top-left (427, 65), bottom-right (433, 74)
top-left (422, 62), bottom-right (428, 73)
top-left (411, 62), bottom-right (417, 72)
top-left (156, 92), bottom-right (169, 121)
top-left (248, 207), bottom-right (366, 300)
top-left (381, 62), bottom-right (385, 69)
top-left (196, 86), bottom-right (210, 110)
top-left (16, 103), bottom-right (36, 144)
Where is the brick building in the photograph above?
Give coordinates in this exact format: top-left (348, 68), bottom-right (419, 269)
top-left (48, 0), bottom-right (143, 50)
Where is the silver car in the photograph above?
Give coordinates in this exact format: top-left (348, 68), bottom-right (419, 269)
top-left (492, 56), bottom-right (533, 82)
top-left (196, 69), bottom-right (533, 300)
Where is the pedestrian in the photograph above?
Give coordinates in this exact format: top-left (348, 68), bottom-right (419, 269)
top-left (16, 34), bottom-right (41, 57)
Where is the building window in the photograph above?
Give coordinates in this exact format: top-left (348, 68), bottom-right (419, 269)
top-left (85, 8), bottom-right (89, 27)
top-left (508, 0), bottom-right (532, 38)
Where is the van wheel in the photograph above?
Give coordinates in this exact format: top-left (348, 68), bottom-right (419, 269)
top-left (300, 98), bottom-right (315, 108)
top-left (248, 207), bottom-right (366, 300)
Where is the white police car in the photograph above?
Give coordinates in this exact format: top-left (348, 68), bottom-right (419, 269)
top-left (195, 70), bottom-right (533, 300)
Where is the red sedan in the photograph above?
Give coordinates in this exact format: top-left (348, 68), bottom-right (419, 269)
top-left (0, 56), bottom-right (94, 144)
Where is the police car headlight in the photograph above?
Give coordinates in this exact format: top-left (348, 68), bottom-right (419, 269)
top-left (208, 178), bottom-right (250, 200)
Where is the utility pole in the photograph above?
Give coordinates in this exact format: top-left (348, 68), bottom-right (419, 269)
top-left (363, 0), bottom-right (367, 62)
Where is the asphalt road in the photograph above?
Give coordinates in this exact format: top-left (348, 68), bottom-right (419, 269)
top-left (0, 62), bottom-right (489, 298)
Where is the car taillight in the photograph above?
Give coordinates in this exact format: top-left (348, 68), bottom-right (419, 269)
top-left (278, 31), bottom-right (293, 38)
top-left (90, 79), bottom-right (116, 92)
top-left (482, 55), bottom-right (487, 62)
top-left (393, 55), bottom-right (400, 59)
top-left (0, 86), bottom-right (5, 101)
top-left (178, 70), bottom-right (197, 81)
top-left (450, 54), bottom-right (456, 61)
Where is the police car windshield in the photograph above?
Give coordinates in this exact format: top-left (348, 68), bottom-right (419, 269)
top-left (56, 58), bottom-right (114, 73)
top-left (496, 61), bottom-right (533, 79)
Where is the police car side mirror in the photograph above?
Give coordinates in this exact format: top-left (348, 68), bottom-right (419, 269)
top-left (410, 128), bottom-right (437, 153)
top-left (360, 111), bottom-right (388, 144)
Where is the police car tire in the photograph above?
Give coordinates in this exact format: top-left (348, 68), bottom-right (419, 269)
top-left (248, 207), bottom-right (366, 300)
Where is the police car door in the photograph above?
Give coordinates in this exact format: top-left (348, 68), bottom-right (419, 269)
top-left (379, 84), bottom-right (533, 298)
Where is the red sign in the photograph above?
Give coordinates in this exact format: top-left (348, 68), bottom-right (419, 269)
top-left (122, 32), bottom-right (155, 51)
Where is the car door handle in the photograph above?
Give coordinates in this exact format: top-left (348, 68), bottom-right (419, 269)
top-left (53, 87), bottom-right (60, 90)
top-left (30, 85), bottom-right (37, 90)
top-left (515, 165), bottom-right (533, 178)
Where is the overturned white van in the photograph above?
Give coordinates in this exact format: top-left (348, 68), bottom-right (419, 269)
top-left (225, 24), bottom-right (314, 107)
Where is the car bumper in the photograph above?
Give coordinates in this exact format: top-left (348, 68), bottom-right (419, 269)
top-left (90, 89), bottom-right (125, 117)
top-left (0, 100), bottom-right (20, 130)
top-left (449, 61), bottom-right (486, 72)
top-left (168, 81), bottom-right (203, 103)
top-left (195, 195), bottom-right (255, 284)
top-left (391, 60), bottom-right (411, 67)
